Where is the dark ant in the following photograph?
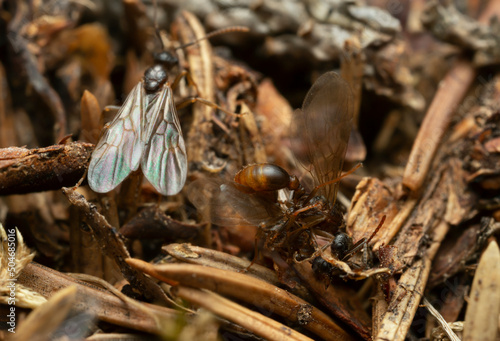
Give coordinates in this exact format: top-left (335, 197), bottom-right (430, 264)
top-left (312, 215), bottom-right (386, 284)
top-left (87, 11), bottom-right (248, 195)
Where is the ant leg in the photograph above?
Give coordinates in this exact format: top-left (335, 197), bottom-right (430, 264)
top-left (307, 229), bottom-right (334, 259)
top-left (367, 215), bottom-right (386, 244)
top-left (241, 230), bottom-right (266, 273)
top-left (72, 168), bottom-right (88, 191)
top-left (171, 70), bottom-right (246, 117)
top-left (340, 238), bottom-right (366, 261)
top-left (340, 215), bottom-right (386, 261)
top-left (176, 97), bottom-right (246, 117)
top-left (284, 203), bottom-right (323, 240)
top-left (73, 151), bottom-right (94, 191)
top-left (293, 231), bottom-right (325, 264)
top-left (170, 70), bottom-right (200, 95)
top-left (243, 239), bottom-right (259, 273)
top-left (291, 202), bottom-right (322, 217)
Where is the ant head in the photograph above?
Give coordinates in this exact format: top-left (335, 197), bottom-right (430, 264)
top-left (153, 51), bottom-right (178, 70)
top-left (330, 232), bottom-right (353, 260)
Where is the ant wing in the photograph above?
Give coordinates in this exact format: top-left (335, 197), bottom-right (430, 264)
top-left (220, 182), bottom-right (283, 226)
top-left (290, 72), bottom-right (353, 204)
top-left (187, 177), bottom-right (282, 227)
top-left (141, 85), bottom-right (187, 196)
top-left (88, 83), bottom-right (146, 193)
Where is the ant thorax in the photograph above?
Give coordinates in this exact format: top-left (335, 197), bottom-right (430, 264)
top-left (143, 65), bottom-right (169, 93)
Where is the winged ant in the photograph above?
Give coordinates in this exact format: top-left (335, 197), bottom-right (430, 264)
top-left (87, 13), bottom-right (248, 196)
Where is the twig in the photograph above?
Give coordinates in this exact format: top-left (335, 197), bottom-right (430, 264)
top-left (403, 0), bottom-right (500, 192)
top-left (0, 142), bottom-right (93, 195)
top-left (17, 262), bottom-right (179, 334)
top-left (402, 58), bottom-right (475, 192)
top-left (62, 188), bottom-right (170, 305)
top-left (175, 287), bottom-right (314, 341)
top-left (423, 297), bottom-right (461, 341)
top-left (127, 258), bottom-right (354, 341)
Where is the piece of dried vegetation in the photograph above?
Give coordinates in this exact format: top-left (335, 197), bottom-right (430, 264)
top-left (2, 1), bottom-right (500, 340)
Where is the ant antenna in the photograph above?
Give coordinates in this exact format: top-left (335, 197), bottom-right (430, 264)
top-left (152, 0), bottom-right (165, 51)
top-left (340, 215), bottom-right (386, 261)
top-left (175, 26), bottom-right (250, 50)
top-left (150, 0), bottom-right (248, 52)
top-left (366, 215), bottom-right (385, 244)
top-left (316, 163), bottom-right (362, 191)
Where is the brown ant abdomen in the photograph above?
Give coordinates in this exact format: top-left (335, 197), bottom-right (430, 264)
top-left (234, 163), bottom-right (300, 193)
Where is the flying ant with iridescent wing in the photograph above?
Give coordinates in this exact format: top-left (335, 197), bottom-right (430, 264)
top-left (87, 21), bottom-right (248, 196)
top-left (189, 71), bottom-right (384, 278)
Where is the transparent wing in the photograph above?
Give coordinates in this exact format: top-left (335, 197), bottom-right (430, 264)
top-left (187, 177), bottom-right (283, 227)
top-left (141, 85), bottom-right (187, 195)
top-left (88, 83), bottom-right (145, 193)
top-left (290, 72), bottom-right (353, 204)
top-left (220, 182), bottom-right (283, 226)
